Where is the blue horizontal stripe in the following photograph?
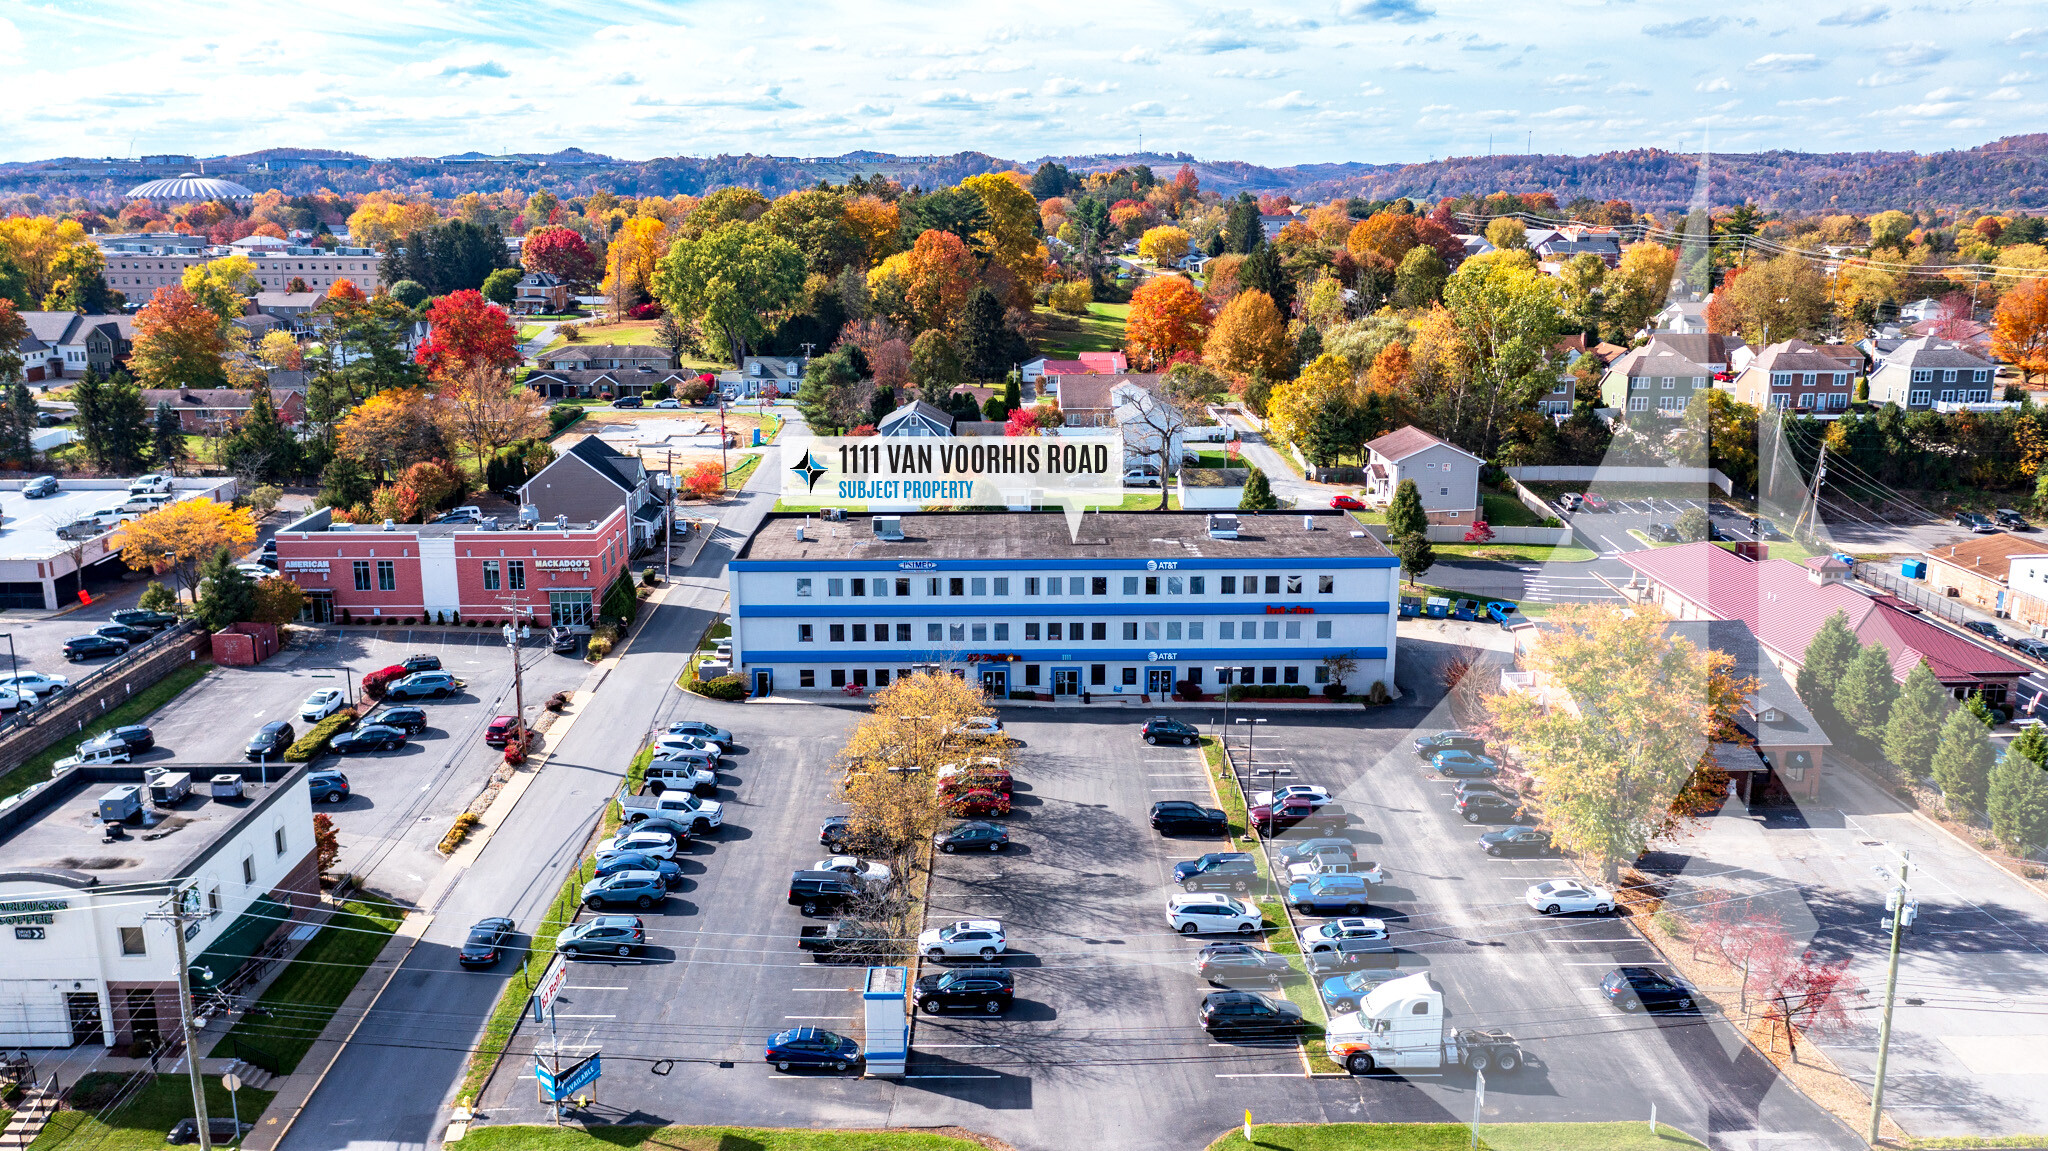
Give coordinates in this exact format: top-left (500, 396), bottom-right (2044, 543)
top-left (731, 647), bottom-right (1390, 663)
top-left (730, 557), bottom-right (1400, 571)
top-left (737, 601), bottom-right (1391, 618)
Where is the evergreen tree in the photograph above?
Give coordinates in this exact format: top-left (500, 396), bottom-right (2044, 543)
top-left (1237, 242), bottom-right (1294, 317)
top-left (794, 346), bottom-right (862, 431)
top-left (221, 388), bottom-right (302, 483)
top-left (1930, 706), bottom-right (1994, 819)
top-left (1225, 193), bottom-right (1262, 255)
top-left (73, 371), bottom-right (149, 474)
top-left (1796, 611), bottom-right (1860, 736)
top-left (956, 285), bottom-right (1024, 381)
top-left (0, 383), bottom-right (35, 466)
top-left (1204, 232), bottom-right (1225, 259)
top-left (1882, 660), bottom-right (1948, 779)
top-left (138, 581), bottom-right (178, 614)
top-left (1989, 752), bottom-right (2048, 854)
top-left (1387, 478), bottom-right (1429, 539)
top-left (1396, 532), bottom-right (1435, 588)
top-left (1836, 642), bottom-right (1899, 747)
top-left (193, 546), bottom-right (257, 632)
top-left (151, 399), bottom-right (185, 471)
top-left (318, 455), bottom-right (373, 511)
top-left (1238, 466), bottom-right (1278, 511)
top-left (1965, 691), bottom-right (1999, 727)
top-left (1002, 375), bottom-right (1021, 412)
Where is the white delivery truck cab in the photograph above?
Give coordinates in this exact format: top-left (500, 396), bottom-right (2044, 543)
top-left (1323, 972), bottom-right (1524, 1076)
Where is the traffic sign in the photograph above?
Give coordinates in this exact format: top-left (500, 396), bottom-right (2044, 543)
top-left (221, 1073), bottom-right (243, 1093)
top-left (531, 953), bottom-right (569, 1024)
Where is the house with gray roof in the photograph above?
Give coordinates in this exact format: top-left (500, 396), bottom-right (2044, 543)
top-left (1866, 335), bottom-right (1999, 411)
top-left (1600, 339), bottom-right (1715, 415)
top-left (519, 435), bottom-right (668, 552)
top-left (14, 313), bottom-right (134, 382)
top-left (877, 400), bottom-right (955, 437)
top-left (1362, 426), bottom-right (1483, 524)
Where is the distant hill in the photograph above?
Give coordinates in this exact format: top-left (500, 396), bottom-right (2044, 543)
top-left (2, 136), bottom-right (2045, 211)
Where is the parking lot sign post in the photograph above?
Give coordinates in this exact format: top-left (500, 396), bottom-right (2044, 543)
top-left (530, 953), bottom-right (567, 1025)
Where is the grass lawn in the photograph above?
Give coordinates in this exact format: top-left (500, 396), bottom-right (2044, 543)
top-left (724, 453), bottom-right (763, 489)
top-left (1481, 491), bottom-right (1559, 529)
top-left (1204, 1122), bottom-right (1706, 1151)
top-left (1186, 447), bottom-right (1241, 468)
top-left (30, 1073), bottom-right (276, 1151)
top-left (208, 896), bottom-right (404, 1075)
top-left (1033, 302), bottom-right (1129, 358)
top-left (0, 661), bottom-right (213, 804)
top-left (1345, 507), bottom-right (1388, 526)
top-left (516, 324), bottom-right (548, 342)
top-left (1435, 541), bottom-right (1598, 563)
top-left (1098, 491), bottom-right (1181, 511)
top-left (459, 1126), bottom-right (991, 1151)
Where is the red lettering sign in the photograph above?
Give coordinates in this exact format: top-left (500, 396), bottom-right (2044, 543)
top-left (1263, 606), bottom-right (1315, 614)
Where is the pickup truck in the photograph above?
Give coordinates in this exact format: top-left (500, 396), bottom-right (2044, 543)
top-left (618, 790), bottom-right (724, 834)
top-left (1285, 853), bottom-right (1385, 886)
top-left (798, 919), bottom-right (890, 959)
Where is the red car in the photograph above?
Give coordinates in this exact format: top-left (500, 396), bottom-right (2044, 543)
top-left (1581, 492), bottom-right (1609, 512)
top-left (484, 715), bottom-right (529, 748)
top-left (946, 788), bottom-right (1012, 817)
top-left (1330, 495), bottom-right (1365, 510)
top-left (940, 769), bottom-right (1013, 798)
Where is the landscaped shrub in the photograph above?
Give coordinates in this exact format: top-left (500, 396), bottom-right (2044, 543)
top-left (361, 664), bottom-right (406, 700)
top-left (1365, 681), bottom-right (1391, 705)
top-left (1225, 683), bottom-right (1313, 701)
top-left (601, 571), bottom-right (640, 621)
top-left (285, 712), bottom-right (359, 761)
top-left (402, 617), bottom-right (416, 626)
top-left (641, 566), bottom-right (658, 587)
top-left (691, 673), bottom-right (748, 701)
top-left (1323, 683), bottom-right (1345, 699)
top-left (438, 812), bottom-right (480, 854)
top-left (339, 608), bottom-right (352, 624)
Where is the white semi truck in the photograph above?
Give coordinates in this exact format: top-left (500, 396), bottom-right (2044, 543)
top-left (1323, 971), bottom-right (1524, 1076)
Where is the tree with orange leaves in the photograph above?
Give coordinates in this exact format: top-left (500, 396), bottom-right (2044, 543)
top-left (337, 388), bottom-right (446, 476)
top-left (1125, 275), bottom-right (1213, 369)
top-left (1994, 278), bottom-right (2048, 385)
top-left (1204, 290), bottom-right (1292, 381)
top-left (327, 278), bottom-right (367, 306)
top-left (901, 229), bottom-right (978, 332)
top-left (843, 195), bottom-right (902, 269)
top-left (415, 289), bottom-right (519, 381)
top-left (113, 498), bottom-right (257, 601)
top-left (130, 285), bottom-right (230, 390)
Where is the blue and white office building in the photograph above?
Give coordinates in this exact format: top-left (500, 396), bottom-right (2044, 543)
top-left (726, 512), bottom-right (1400, 699)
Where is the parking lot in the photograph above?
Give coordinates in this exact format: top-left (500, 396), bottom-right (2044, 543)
top-left (123, 627), bottom-right (592, 901)
top-left (1557, 494), bottom-right (1717, 556)
top-left (474, 647), bottom-right (1860, 1150)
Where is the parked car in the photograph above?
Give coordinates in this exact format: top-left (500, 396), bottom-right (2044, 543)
top-left (944, 787), bottom-right (1011, 817)
top-left (1285, 853), bottom-right (1384, 886)
top-left (1320, 968), bottom-right (1394, 1014)
top-left (1455, 790), bottom-right (1531, 824)
top-left (1250, 785), bottom-right (1330, 807)
top-left (0, 672), bottom-right (65, 699)
top-left (1142, 716), bottom-right (1201, 746)
top-left (763, 1027), bottom-right (862, 1073)
top-left (918, 919), bottom-right (1007, 959)
top-left (915, 967), bottom-right (1014, 1014)
top-left (1330, 495), bottom-right (1366, 510)
top-left (1957, 511), bottom-right (1997, 533)
top-left (1601, 966), bottom-right (1696, 1013)
top-left (1166, 893), bottom-right (1262, 936)
top-left (306, 769), bottom-right (349, 804)
top-left (300, 689), bottom-right (347, 722)
top-left (83, 725), bottom-right (154, 754)
top-left (653, 732), bottom-right (722, 761)
top-left (1150, 800), bottom-right (1229, 836)
top-left (385, 672), bottom-right (465, 700)
top-left (1123, 469), bottom-right (1161, 488)
top-left (937, 821), bottom-right (1008, 852)
top-left (1963, 620), bottom-right (2009, 644)
top-left (246, 721), bottom-right (296, 761)
top-left (95, 623), bottom-right (151, 645)
top-left (1287, 875), bottom-right (1377, 917)
top-left (1196, 941), bottom-right (1294, 986)
top-left (591, 852), bottom-right (683, 888)
top-left (1302, 917), bottom-right (1392, 957)
top-left (328, 724), bottom-right (408, 754)
top-left (666, 720), bottom-right (733, 746)
top-left (812, 856), bottom-right (893, 888)
top-left (1580, 492), bottom-right (1608, 512)
top-left (1555, 493), bottom-right (1581, 514)
top-left (21, 476), bottom-right (57, 498)
top-left (457, 917), bottom-right (516, 967)
top-left (1526, 879), bottom-right (1616, 915)
top-left (787, 870), bottom-right (863, 916)
top-left (550, 626), bottom-right (580, 653)
top-left (110, 609), bottom-right (176, 632)
top-left (582, 870), bottom-right (668, 910)
top-left (484, 715), bottom-right (529, 748)
top-left (2014, 638), bottom-right (2048, 661)
top-left (623, 817), bottom-right (693, 844)
top-left (596, 828), bottom-right (681, 860)
top-left (653, 398), bottom-right (681, 409)
top-left (1276, 837), bottom-right (1360, 866)
top-left (556, 915), bottom-right (644, 958)
top-left (1648, 522), bottom-right (1680, 543)
top-left (1429, 750), bottom-right (1500, 777)
top-left (1479, 825), bottom-right (1557, 858)
top-left (64, 634), bottom-right (127, 661)
top-left (399, 653), bottom-right (442, 673)
top-left (368, 706), bottom-right (428, 733)
top-left (1413, 731), bottom-right (1485, 758)
top-left (821, 814), bottom-right (887, 854)
top-left (1248, 797), bottom-right (1348, 832)
top-left (1487, 602), bottom-right (1523, 627)
top-left (1200, 990), bottom-right (1304, 1038)
top-left (611, 396), bottom-right (644, 409)
top-left (1174, 852), bottom-right (1260, 892)
top-left (1997, 508), bottom-right (2033, 531)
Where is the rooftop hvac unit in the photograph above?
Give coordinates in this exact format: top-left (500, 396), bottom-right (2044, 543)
top-left (873, 516), bottom-right (904, 541)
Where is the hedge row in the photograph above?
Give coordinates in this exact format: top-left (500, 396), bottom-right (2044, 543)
top-left (284, 712), bottom-right (359, 761)
top-left (1224, 684), bottom-right (1314, 701)
top-left (690, 673), bottom-right (747, 701)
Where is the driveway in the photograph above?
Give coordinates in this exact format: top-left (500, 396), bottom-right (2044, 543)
top-left (1213, 413), bottom-right (1345, 508)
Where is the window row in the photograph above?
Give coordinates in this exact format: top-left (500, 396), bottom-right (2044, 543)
top-left (795, 619), bottom-right (1337, 643)
top-left (1766, 392), bottom-right (1852, 410)
top-left (1629, 376), bottom-right (1708, 390)
top-left (1911, 368), bottom-right (1991, 384)
top-left (792, 663), bottom-right (1325, 689)
top-left (795, 573), bottom-right (1339, 597)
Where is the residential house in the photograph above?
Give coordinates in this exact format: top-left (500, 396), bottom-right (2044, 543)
top-left (1599, 339), bottom-right (1715, 415)
top-left (525, 369), bottom-right (701, 400)
top-left (1022, 351), bottom-right (1127, 389)
top-left (1534, 228), bottom-right (1621, 269)
top-left (876, 400), bottom-right (955, 437)
top-left (1507, 617), bottom-right (1829, 800)
top-left (512, 272), bottom-right (570, 315)
top-left (15, 313), bottom-right (136, 381)
top-left (1866, 336), bottom-right (1999, 410)
top-left (1054, 373), bottom-right (1182, 471)
top-left (1361, 426), bottom-right (1483, 523)
top-left (1619, 541), bottom-right (2029, 709)
top-left (1904, 316), bottom-right (1993, 354)
top-left (1650, 300), bottom-right (1709, 334)
top-left (1915, 534), bottom-right (2048, 628)
top-left (1899, 297), bottom-right (1942, 323)
top-left (725, 355), bottom-right (807, 398)
top-left (534, 344), bottom-right (674, 373)
top-left (138, 388), bottom-right (307, 433)
top-left (1728, 340), bottom-right (1859, 414)
top-left (518, 435), bottom-right (669, 552)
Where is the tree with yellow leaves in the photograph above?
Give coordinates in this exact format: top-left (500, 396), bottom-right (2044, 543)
top-left (1204, 290), bottom-right (1293, 381)
top-left (838, 668), bottom-right (1008, 861)
top-left (602, 216), bottom-right (668, 318)
top-left (1994, 277), bottom-right (2048, 385)
top-left (1138, 225), bottom-right (1192, 267)
top-left (336, 388), bottom-right (445, 477)
top-left (843, 195), bottom-right (902, 269)
top-left (344, 194), bottom-right (439, 252)
top-left (961, 173), bottom-right (1046, 308)
top-left (113, 498), bottom-right (258, 601)
top-left (257, 330), bottom-right (303, 371)
top-left (1608, 241), bottom-right (1679, 338)
top-left (433, 361), bottom-right (548, 476)
top-left (181, 254), bottom-right (261, 325)
top-left (0, 216), bottom-right (92, 305)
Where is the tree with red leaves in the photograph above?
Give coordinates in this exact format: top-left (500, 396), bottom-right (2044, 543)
top-left (682, 459), bottom-right (725, 498)
top-left (1929, 292), bottom-right (1977, 342)
top-left (1759, 952), bottom-right (1861, 1061)
top-left (1004, 404), bottom-right (1063, 437)
top-left (415, 289), bottom-right (519, 382)
top-left (522, 226), bottom-right (599, 286)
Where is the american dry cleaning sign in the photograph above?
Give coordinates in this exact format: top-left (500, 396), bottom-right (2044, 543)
top-left (787, 433), bottom-right (1123, 540)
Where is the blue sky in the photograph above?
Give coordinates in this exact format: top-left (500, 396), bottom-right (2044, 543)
top-left (1, 0), bottom-right (2040, 166)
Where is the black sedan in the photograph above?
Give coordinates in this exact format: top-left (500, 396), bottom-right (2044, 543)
top-left (937, 821), bottom-right (1008, 853)
top-left (246, 721), bottom-right (294, 760)
top-left (84, 724), bottom-right (155, 754)
top-left (95, 623), bottom-right (152, 645)
top-left (1413, 731), bottom-right (1485, 758)
top-left (1601, 966), bottom-right (1697, 1013)
top-left (1142, 716), bottom-right (1201, 745)
top-left (821, 814), bottom-right (887, 854)
top-left (1478, 825), bottom-right (1556, 858)
top-left (368, 706), bottom-right (429, 733)
top-left (328, 724), bottom-right (408, 754)
top-left (64, 634), bottom-right (127, 661)
top-left (592, 852), bottom-right (684, 888)
top-left (110, 608), bottom-right (177, 632)
top-left (1151, 800), bottom-right (1228, 836)
top-left (1200, 990), bottom-right (1304, 1038)
top-left (1197, 942), bottom-right (1295, 987)
top-left (914, 967), bottom-right (1014, 1014)
top-left (457, 917), bottom-right (516, 967)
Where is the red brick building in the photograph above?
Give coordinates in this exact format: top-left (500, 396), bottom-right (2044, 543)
top-left (271, 505), bottom-right (632, 627)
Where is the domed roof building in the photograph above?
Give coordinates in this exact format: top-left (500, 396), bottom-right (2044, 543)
top-left (124, 172), bottom-right (256, 202)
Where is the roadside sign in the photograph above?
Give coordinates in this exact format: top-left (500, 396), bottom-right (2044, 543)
top-left (533, 1058), bottom-right (557, 1098)
top-left (531, 953), bottom-right (568, 1024)
top-left (558, 1052), bottom-right (601, 1097)
top-left (221, 1073), bottom-right (242, 1093)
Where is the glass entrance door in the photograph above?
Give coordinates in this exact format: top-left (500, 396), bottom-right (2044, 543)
top-left (549, 590), bottom-right (593, 627)
top-left (1052, 668), bottom-right (1080, 695)
top-left (1147, 667), bottom-right (1177, 694)
top-left (980, 668), bottom-right (1008, 696)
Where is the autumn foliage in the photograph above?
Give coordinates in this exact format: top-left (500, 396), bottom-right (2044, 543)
top-left (682, 459), bottom-right (726, 498)
top-left (1994, 278), bottom-right (2048, 384)
top-left (415, 289), bottom-right (520, 380)
top-left (1203, 290), bottom-right (1292, 381)
top-left (112, 498), bottom-right (258, 599)
top-left (130, 284), bottom-right (230, 390)
top-left (521, 225), bottom-right (599, 285)
top-left (1124, 276), bottom-right (1213, 370)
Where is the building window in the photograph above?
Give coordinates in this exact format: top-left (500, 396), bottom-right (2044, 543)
top-left (1221, 576), bottom-right (1236, 594)
top-left (1026, 622), bottom-right (1040, 641)
top-left (829, 579), bottom-right (844, 596)
top-left (1092, 577), bottom-right (1107, 595)
top-left (1940, 389), bottom-right (1956, 403)
top-left (896, 578), bottom-right (910, 596)
top-left (1024, 664), bottom-right (1040, 686)
top-left (1090, 621), bottom-right (1106, 640)
top-left (120, 927), bottom-right (146, 956)
top-left (1026, 577), bottom-right (1040, 595)
top-left (1263, 620), bottom-right (1280, 639)
top-left (242, 855), bottom-right (256, 884)
top-left (1661, 376), bottom-right (1674, 390)
top-left (851, 579), bottom-right (865, 597)
top-left (1284, 666), bottom-right (1300, 684)
top-left (508, 561), bottom-right (524, 590)
top-left (1190, 576), bottom-right (1205, 594)
top-left (1318, 575), bottom-right (1334, 594)
top-left (1262, 666), bottom-right (1278, 684)
top-left (1123, 621), bottom-right (1139, 640)
top-left (1631, 377), bottom-right (1650, 390)
top-left (971, 578), bottom-right (986, 596)
top-left (1770, 394), bottom-right (1789, 409)
top-left (831, 670), bottom-right (846, 687)
top-left (1628, 396), bottom-right (1649, 411)
top-left (1123, 576), bottom-right (1139, 595)
top-left (896, 623), bottom-right (911, 641)
top-left (1692, 376), bottom-right (1706, 390)
top-left (1166, 621), bottom-right (1181, 640)
top-left (874, 669), bottom-right (890, 687)
top-left (852, 669), bottom-right (868, 687)
top-left (1121, 666), bottom-right (1138, 686)
top-left (1091, 664), bottom-right (1106, 685)
top-left (925, 623), bottom-right (941, 641)
top-left (928, 577), bottom-right (940, 595)
top-left (994, 623), bottom-right (1009, 641)
top-left (274, 826), bottom-right (287, 856)
top-left (1943, 369), bottom-right (1958, 383)
top-left (800, 670), bottom-right (815, 688)
top-left (993, 578), bottom-right (1009, 595)
top-left (1048, 623), bottom-right (1062, 640)
top-left (376, 560), bottom-right (395, 591)
top-left (795, 578), bottom-right (812, 597)
top-left (354, 560), bottom-right (371, 590)
top-left (799, 624), bottom-right (813, 642)
top-left (1912, 368), bottom-right (1932, 383)
top-left (971, 624), bottom-right (987, 642)
top-left (949, 624), bottom-right (965, 641)
top-left (1316, 620), bottom-right (1333, 638)
top-left (1220, 621), bottom-right (1234, 639)
top-left (1829, 392), bottom-right (1850, 410)
top-left (1188, 622), bottom-right (1204, 639)
top-left (1144, 621), bottom-right (1160, 640)
top-left (852, 624), bottom-right (867, 642)
top-left (1968, 389), bottom-right (1991, 403)
top-left (830, 624), bottom-right (845, 642)
top-left (1314, 665), bottom-right (1329, 683)
top-left (1285, 620), bottom-right (1302, 639)
top-left (950, 578), bottom-right (965, 596)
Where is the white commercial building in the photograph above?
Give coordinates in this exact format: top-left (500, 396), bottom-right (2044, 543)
top-left (726, 511), bottom-right (1401, 701)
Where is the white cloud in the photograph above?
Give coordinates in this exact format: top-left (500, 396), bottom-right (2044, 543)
top-left (1856, 70), bottom-right (1912, 87)
top-left (1882, 42), bottom-right (1948, 67)
top-left (1779, 95), bottom-right (1848, 107)
top-left (1746, 53), bottom-right (1823, 72)
top-left (1358, 81), bottom-right (1385, 95)
top-left (1878, 99), bottom-right (1967, 117)
top-left (2006, 27), bottom-right (2046, 43)
top-left (1986, 86), bottom-right (2026, 101)
top-left (0, 17), bottom-right (22, 64)
top-left (1606, 82), bottom-right (1651, 96)
top-left (1817, 5), bottom-right (1888, 25)
top-left (1535, 104), bottom-right (1595, 118)
top-left (1119, 45), bottom-right (1159, 65)
top-left (1336, 0), bottom-right (1435, 23)
top-left (1040, 77), bottom-right (1116, 96)
top-left (1170, 30), bottom-right (1281, 54)
top-left (2000, 71), bottom-right (2037, 84)
top-left (1696, 77), bottom-right (1733, 92)
top-left (1390, 59), bottom-right (1450, 72)
top-left (1216, 67), bottom-right (1291, 79)
top-left (1419, 103), bottom-right (1455, 112)
top-left (1544, 73), bottom-right (1596, 92)
top-left (1124, 100), bottom-right (1167, 116)
top-left (1258, 90), bottom-right (1318, 109)
top-left (797, 36), bottom-right (843, 51)
top-left (600, 72), bottom-right (639, 86)
top-left (1645, 16), bottom-right (1723, 37)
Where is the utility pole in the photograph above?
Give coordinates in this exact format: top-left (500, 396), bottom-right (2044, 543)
top-left (147, 886), bottom-right (213, 1151)
top-left (1868, 851), bottom-right (1915, 1145)
top-left (497, 593), bottom-right (535, 750)
top-left (1791, 442), bottom-right (1827, 543)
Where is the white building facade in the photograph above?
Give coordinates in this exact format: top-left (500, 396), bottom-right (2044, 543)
top-left (727, 512), bottom-right (1400, 701)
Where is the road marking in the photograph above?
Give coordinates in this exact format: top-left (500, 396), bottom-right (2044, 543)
top-left (783, 1015), bottom-right (856, 1019)
top-left (552, 1014), bottom-right (615, 1019)
top-left (904, 1074), bottom-right (1002, 1079)
top-left (1215, 1072), bottom-right (1299, 1078)
top-left (790, 987), bottom-right (857, 992)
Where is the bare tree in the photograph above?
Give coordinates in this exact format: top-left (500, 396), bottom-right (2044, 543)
top-left (435, 361), bottom-right (549, 477)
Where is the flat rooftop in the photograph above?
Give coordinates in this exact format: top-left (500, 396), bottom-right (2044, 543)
top-left (0, 483), bottom-right (226, 563)
top-left (278, 507), bottom-right (611, 537)
top-left (0, 767), bottom-right (295, 887)
top-left (735, 512), bottom-right (1396, 563)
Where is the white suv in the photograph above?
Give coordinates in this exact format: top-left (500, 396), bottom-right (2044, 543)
top-left (653, 734), bottom-right (721, 762)
top-left (918, 919), bottom-right (1008, 959)
top-left (595, 828), bottom-right (681, 860)
top-left (1167, 893), bottom-right (1262, 936)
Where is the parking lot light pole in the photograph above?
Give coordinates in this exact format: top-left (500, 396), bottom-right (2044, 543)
top-left (1234, 717), bottom-right (1268, 834)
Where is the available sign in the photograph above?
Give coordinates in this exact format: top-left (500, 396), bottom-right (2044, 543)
top-left (536, 1052), bottom-right (601, 1102)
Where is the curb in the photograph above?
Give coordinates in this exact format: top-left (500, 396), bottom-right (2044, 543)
top-left (1207, 736), bottom-right (1318, 1079)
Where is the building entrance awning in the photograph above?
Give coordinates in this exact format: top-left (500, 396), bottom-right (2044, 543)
top-left (189, 895), bottom-right (290, 989)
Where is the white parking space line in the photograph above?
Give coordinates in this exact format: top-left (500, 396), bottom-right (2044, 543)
top-left (553, 1013), bottom-right (615, 1019)
top-left (1215, 1072), bottom-right (1300, 1078)
top-left (783, 1014), bottom-right (857, 1020)
top-left (905, 1074), bottom-right (1002, 1079)
top-left (790, 987), bottom-right (857, 992)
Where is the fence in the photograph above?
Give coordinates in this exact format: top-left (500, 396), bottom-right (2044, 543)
top-left (0, 623), bottom-right (206, 780)
top-left (1853, 562), bottom-right (1980, 627)
top-left (1355, 523), bottom-right (1575, 545)
top-left (1505, 465), bottom-right (1734, 494)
